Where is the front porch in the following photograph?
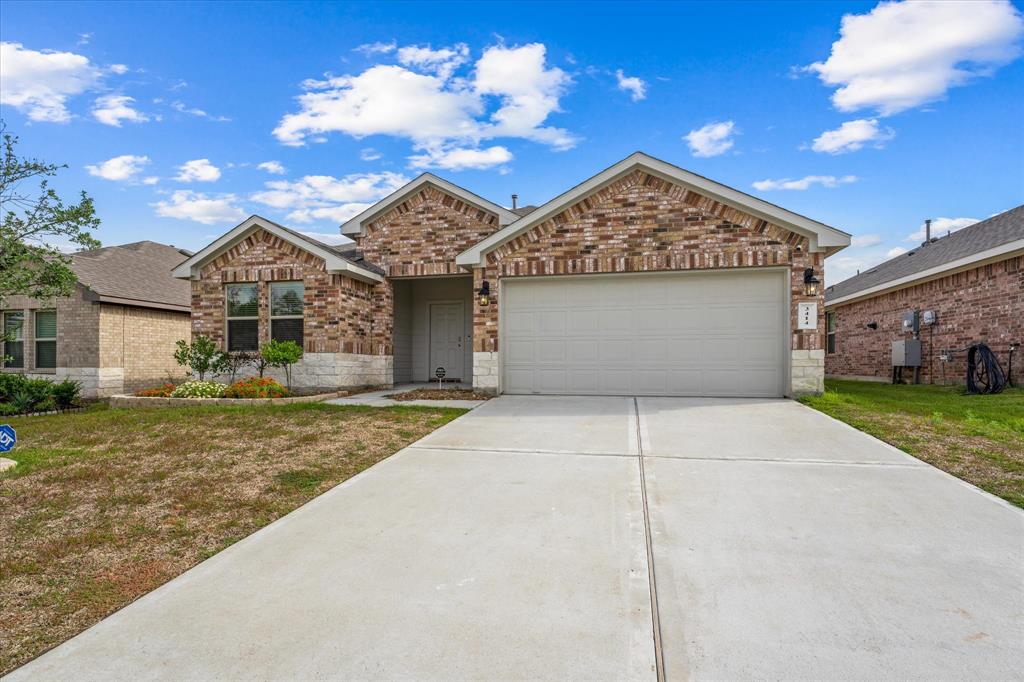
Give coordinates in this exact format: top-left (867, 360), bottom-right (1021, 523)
top-left (392, 276), bottom-right (474, 385)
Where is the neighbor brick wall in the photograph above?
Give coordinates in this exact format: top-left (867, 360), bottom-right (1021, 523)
top-left (3, 285), bottom-right (100, 372)
top-left (191, 228), bottom-right (382, 354)
top-left (825, 255), bottom-right (1024, 384)
top-left (98, 304), bottom-right (190, 392)
top-left (472, 169), bottom-right (824, 354)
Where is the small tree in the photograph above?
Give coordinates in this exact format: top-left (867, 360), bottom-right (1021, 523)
top-left (213, 351), bottom-right (256, 383)
top-left (173, 335), bottom-right (224, 381)
top-left (261, 340), bottom-right (303, 389)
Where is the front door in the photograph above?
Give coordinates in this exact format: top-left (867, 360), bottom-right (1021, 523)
top-left (429, 302), bottom-right (464, 381)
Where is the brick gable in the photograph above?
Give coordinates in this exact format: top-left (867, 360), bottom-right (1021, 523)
top-left (473, 169), bottom-right (823, 355)
top-left (357, 184), bottom-right (502, 277)
top-left (191, 229), bottom-right (380, 354)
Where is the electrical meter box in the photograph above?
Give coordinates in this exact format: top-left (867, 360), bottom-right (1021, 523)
top-left (922, 310), bottom-right (938, 326)
top-left (892, 339), bottom-right (922, 367)
top-left (901, 310), bottom-right (920, 334)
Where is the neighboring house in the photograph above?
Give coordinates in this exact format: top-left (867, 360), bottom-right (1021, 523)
top-left (825, 205), bottom-right (1024, 384)
top-left (174, 152), bottom-right (851, 397)
top-left (2, 241), bottom-right (193, 397)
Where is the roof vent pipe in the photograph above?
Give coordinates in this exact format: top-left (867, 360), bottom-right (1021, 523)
top-left (922, 218), bottom-right (932, 246)
top-left (511, 194), bottom-right (518, 210)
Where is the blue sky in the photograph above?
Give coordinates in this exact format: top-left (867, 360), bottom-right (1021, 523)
top-left (2, 0), bottom-right (1023, 284)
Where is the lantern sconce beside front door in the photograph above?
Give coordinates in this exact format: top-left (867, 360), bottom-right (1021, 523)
top-left (477, 280), bottom-right (491, 307)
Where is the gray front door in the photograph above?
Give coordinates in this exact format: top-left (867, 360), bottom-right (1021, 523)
top-left (429, 302), bottom-right (465, 381)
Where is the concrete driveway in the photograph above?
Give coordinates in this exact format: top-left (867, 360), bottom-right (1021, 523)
top-left (8, 397), bottom-right (1023, 681)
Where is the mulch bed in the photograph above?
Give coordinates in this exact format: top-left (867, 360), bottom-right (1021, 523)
top-left (388, 388), bottom-right (492, 401)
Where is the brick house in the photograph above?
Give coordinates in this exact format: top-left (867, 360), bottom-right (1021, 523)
top-left (174, 152), bottom-right (851, 397)
top-left (2, 241), bottom-right (193, 397)
top-left (825, 205), bottom-right (1024, 384)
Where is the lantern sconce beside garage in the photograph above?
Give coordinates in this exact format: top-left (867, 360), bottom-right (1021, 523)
top-left (803, 267), bottom-right (821, 297)
top-left (478, 280), bottom-right (491, 307)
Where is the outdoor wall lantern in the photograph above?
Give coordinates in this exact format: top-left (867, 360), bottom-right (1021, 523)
top-left (803, 267), bottom-right (821, 296)
top-left (478, 280), bottom-right (491, 307)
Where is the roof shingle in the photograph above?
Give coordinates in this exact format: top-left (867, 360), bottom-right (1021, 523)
top-left (69, 241), bottom-right (192, 310)
top-left (826, 205), bottom-right (1024, 303)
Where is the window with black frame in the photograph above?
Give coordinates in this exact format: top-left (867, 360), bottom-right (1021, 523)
top-left (3, 311), bottom-right (25, 368)
top-left (226, 283), bottom-right (259, 351)
top-left (270, 281), bottom-right (304, 347)
top-left (826, 311), bottom-right (837, 354)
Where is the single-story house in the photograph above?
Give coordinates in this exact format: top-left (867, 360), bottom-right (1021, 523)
top-left (2, 241), bottom-right (193, 397)
top-left (825, 205), bottom-right (1023, 384)
top-left (174, 152), bottom-right (851, 397)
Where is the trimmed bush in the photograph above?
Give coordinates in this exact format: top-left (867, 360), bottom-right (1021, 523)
top-left (51, 379), bottom-right (82, 409)
top-left (170, 381), bottom-right (226, 399)
top-left (223, 377), bottom-right (289, 399)
top-left (137, 383), bottom-right (177, 397)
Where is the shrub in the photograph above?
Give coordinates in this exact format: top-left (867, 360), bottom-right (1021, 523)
top-left (170, 381), bottom-right (226, 399)
top-left (213, 351), bottom-right (256, 383)
top-left (137, 383), bottom-right (177, 398)
top-left (261, 340), bottom-right (303, 389)
top-left (51, 379), bottom-right (81, 409)
top-left (7, 389), bottom-right (38, 414)
top-left (0, 373), bottom-right (27, 401)
top-left (224, 377), bottom-right (289, 399)
top-left (21, 379), bottom-right (54, 408)
top-left (173, 335), bottom-right (224, 381)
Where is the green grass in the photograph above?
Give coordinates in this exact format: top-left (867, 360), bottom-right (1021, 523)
top-left (0, 401), bottom-right (466, 675)
top-left (801, 380), bottom-right (1024, 507)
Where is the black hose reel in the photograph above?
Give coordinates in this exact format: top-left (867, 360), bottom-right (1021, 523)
top-left (964, 343), bottom-right (1008, 395)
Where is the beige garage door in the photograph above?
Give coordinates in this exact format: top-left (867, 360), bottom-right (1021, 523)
top-left (501, 270), bottom-right (787, 397)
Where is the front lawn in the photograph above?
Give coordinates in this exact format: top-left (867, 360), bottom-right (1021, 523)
top-left (801, 380), bottom-right (1024, 508)
top-left (0, 402), bottom-right (466, 675)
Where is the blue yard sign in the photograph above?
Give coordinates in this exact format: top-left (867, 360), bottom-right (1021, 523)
top-left (0, 425), bottom-right (15, 453)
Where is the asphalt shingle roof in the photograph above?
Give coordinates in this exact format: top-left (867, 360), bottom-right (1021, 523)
top-left (70, 241), bottom-right (192, 310)
top-left (826, 205), bottom-right (1024, 303)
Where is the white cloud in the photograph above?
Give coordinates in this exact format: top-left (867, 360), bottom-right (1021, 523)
top-left (85, 154), bottom-right (150, 181)
top-left (257, 160), bottom-right (287, 175)
top-left (360, 147), bottom-right (382, 161)
top-left (408, 145), bottom-right (512, 171)
top-left (142, 176), bottom-right (160, 185)
top-left (684, 121), bottom-right (737, 157)
top-left (250, 171), bottom-right (408, 224)
top-left (753, 174), bottom-right (857, 191)
top-left (170, 100), bottom-right (230, 122)
top-left (810, 118), bottom-right (894, 154)
top-left (615, 69), bottom-right (647, 101)
top-left (153, 190), bottom-right (246, 225)
top-left (77, 33), bottom-right (93, 46)
top-left (92, 94), bottom-right (149, 127)
top-left (354, 41), bottom-right (396, 56)
top-left (906, 216), bottom-right (978, 242)
top-left (274, 42), bottom-right (576, 158)
top-left (109, 64), bottom-right (129, 75)
top-left (886, 246), bottom-right (909, 258)
top-left (175, 158), bottom-right (222, 183)
top-left (807, 0), bottom-right (1024, 116)
top-left (851, 234), bottom-right (882, 248)
top-left (397, 43), bottom-right (469, 80)
top-left (0, 41), bottom-right (101, 122)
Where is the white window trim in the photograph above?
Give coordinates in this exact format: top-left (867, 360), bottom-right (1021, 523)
top-left (269, 281), bottom-right (304, 344)
top-left (225, 283), bottom-right (260, 352)
top-left (34, 309), bottom-right (57, 370)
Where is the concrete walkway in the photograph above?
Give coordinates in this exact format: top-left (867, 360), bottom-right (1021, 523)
top-left (8, 397), bottom-right (1023, 680)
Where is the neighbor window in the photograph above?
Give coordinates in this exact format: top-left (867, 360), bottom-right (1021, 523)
top-left (35, 310), bottom-right (57, 369)
top-left (226, 283), bottom-right (259, 351)
top-left (3, 311), bottom-right (25, 368)
top-left (826, 311), bottom-right (837, 354)
top-left (270, 281), bottom-right (304, 347)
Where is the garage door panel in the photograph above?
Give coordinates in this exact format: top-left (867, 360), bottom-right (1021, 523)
top-left (502, 272), bottom-right (785, 397)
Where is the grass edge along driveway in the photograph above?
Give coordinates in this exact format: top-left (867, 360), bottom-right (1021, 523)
top-left (801, 380), bottom-right (1024, 508)
top-left (0, 401), bottom-right (467, 675)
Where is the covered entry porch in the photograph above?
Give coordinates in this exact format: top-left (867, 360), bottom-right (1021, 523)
top-left (392, 276), bottom-right (474, 384)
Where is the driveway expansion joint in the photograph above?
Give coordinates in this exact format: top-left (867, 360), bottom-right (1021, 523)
top-left (634, 397), bottom-right (666, 682)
